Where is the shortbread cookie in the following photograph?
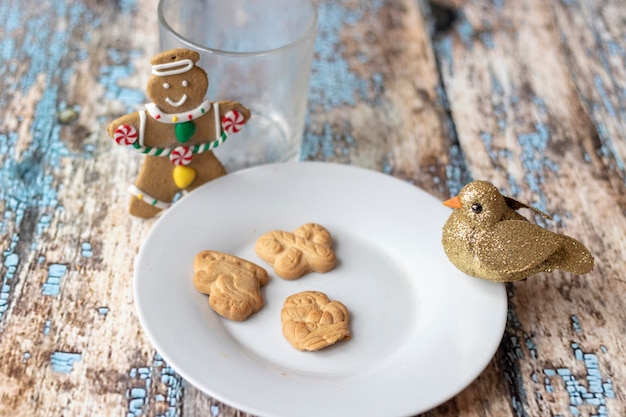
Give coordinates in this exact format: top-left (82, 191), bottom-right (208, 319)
top-left (281, 291), bottom-right (351, 351)
top-left (255, 223), bottom-right (336, 279)
top-left (193, 250), bottom-right (268, 321)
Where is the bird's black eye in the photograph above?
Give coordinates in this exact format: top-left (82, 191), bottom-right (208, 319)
top-left (471, 203), bottom-right (483, 213)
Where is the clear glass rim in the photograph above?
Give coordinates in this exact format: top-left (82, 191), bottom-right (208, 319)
top-left (157, 0), bottom-right (318, 57)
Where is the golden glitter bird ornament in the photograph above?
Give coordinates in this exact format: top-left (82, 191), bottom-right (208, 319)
top-left (441, 180), bottom-right (594, 282)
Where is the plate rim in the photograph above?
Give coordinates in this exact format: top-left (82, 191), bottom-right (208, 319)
top-left (133, 161), bottom-right (508, 417)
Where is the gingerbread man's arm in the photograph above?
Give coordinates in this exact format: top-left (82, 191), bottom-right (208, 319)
top-left (107, 112), bottom-right (142, 138)
top-left (215, 100), bottom-right (251, 124)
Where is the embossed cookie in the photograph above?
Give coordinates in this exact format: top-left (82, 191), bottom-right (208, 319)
top-left (193, 250), bottom-right (268, 321)
top-left (281, 291), bottom-right (351, 351)
top-left (255, 223), bottom-right (336, 279)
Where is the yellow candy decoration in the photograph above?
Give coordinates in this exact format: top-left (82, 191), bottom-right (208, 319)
top-left (173, 165), bottom-right (196, 189)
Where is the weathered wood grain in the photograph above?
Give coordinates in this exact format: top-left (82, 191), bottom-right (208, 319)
top-left (0, 0), bottom-right (165, 416)
top-left (1, 0), bottom-right (624, 416)
top-left (435, 1), bottom-right (625, 417)
top-left (304, 0), bottom-right (462, 200)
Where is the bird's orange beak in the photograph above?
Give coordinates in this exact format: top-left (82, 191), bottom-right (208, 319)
top-left (443, 196), bottom-right (461, 209)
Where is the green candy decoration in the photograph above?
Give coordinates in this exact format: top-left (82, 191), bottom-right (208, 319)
top-left (175, 121), bottom-right (196, 143)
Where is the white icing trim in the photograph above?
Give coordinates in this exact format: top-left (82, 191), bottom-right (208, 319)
top-left (138, 110), bottom-right (146, 147)
top-left (213, 102), bottom-right (220, 140)
top-left (152, 59), bottom-right (194, 76)
top-left (145, 99), bottom-right (210, 124)
top-left (128, 184), bottom-right (171, 210)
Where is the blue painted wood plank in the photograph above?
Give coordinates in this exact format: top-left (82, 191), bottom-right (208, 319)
top-left (433, 1), bottom-right (626, 417)
top-left (0, 0), bottom-right (623, 416)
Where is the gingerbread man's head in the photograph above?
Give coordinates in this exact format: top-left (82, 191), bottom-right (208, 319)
top-left (146, 49), bottom-right (209, 114)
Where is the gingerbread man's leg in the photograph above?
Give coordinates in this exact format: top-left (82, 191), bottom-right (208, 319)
top-left (185, 151), bottom-right (227, 192)
top-left (129, 156), bottom-right (179, 218)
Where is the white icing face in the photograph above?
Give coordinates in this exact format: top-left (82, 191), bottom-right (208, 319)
top-left (147, 61), bottom-right (209, 111)
top-left (165, 94), bottom-right (188, 107)
top-left (164, 79), bottom-right (189, 107)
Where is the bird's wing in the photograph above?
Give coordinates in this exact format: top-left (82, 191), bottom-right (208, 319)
top-left (504, 196), bottom-right (553, 220)
top-left (476, 220), bottom-right (562, 273)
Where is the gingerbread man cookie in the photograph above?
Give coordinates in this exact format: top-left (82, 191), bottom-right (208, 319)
top-left (255, 223), bottom-right (337, 279)
top-left (193, 250), bottom-right (269, 321)
top-left (108, 49), bottom-right (251, 218)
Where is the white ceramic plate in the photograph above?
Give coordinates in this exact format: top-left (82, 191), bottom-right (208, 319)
top-left (134, 162), bottom-right (507, 417)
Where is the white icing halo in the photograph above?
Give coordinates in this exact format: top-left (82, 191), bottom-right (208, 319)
top-left (152, 59), bottom-right (194, 76)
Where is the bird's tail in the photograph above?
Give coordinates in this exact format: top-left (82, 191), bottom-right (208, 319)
top-left (557, 236), bottom-right (594, 274)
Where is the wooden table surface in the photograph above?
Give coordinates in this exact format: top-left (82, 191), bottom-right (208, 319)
top-left (1, 0), bottom-right (624, 416)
